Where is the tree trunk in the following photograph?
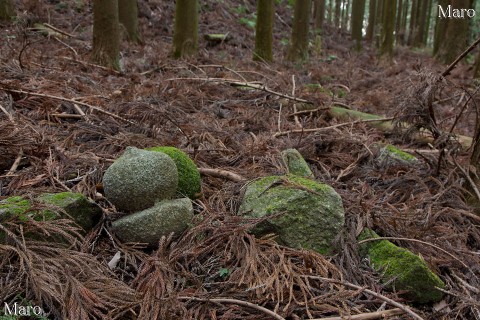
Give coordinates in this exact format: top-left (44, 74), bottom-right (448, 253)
top-left (395, 0), bottom-right (403, 45)
top-left (172, 0), bottom-right (199, 58)
top-left (287, 0), bottom-right (311, 62)
top-left (313, 0), bottom-right (326, 33)
top-left (365, 0), bottom-right (376, 42)
top-left (433, 0), bottom-right (449, 55)
top-left (351, 0), bottom-right (366, 50)
top-left (413, 0), bottom-right (428, 47)
top-left (92, 0), bottom-right (120, 71)
top-left (422, 0), bottom-right (432, 46)
top-left (379, 0), bottom-right (396, 58)
top-left (119, 0), bottom-right (141, 43)
top-left (436, 0), bottom-right (470, 64)
top-left (374, 0), bottom-right (383, 47)
top-left (334, 0), bottom-right (341, 27)
top-left (342, 0), bottom-right (350, 30)
top-left (0, 0), bottom-right (15, 21)
top-left (407, 0), bottom-right (417, 45)
top-left (254, 0), bottom-right (274, 62)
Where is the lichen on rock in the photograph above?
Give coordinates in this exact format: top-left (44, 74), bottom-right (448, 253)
top-left (378, 144), bottom-right (418, 165)
top-left (103, 147), bottom-right (178, 212)
top-left (146, 146), bottom-right (201, 199)
top-left (358, 228), bottom-right (445, 304)
top-left (239, 174), bottom-right (345, 254)
top-left (110, 198), bottom-right (194, 247)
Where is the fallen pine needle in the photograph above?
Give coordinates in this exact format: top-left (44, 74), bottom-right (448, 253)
top-left (311, 308), bottom-right (404, 320)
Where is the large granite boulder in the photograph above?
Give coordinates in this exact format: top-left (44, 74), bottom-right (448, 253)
top-left (358, 228), bottom-right (445, 304)
top-left (146, 146), bottom-right (201, 199)
top-left (239, 174), bottom-right (345, 254)
top-left (103, 147), bottom-right (178, 212)
top-left (110, 198), bottom-right (193, 246)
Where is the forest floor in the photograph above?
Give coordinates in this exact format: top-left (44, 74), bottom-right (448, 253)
top-left (0, 0), bottom-right (479, 319)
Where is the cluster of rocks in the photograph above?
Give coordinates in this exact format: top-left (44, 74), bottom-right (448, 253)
top-left (0, 143), bottom-right (445, 304)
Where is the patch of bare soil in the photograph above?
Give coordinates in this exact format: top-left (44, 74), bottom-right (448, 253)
top-left (0, 0), bottom-right (479, 319)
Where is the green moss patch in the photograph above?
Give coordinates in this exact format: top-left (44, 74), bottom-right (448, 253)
top-left (147, 146), bottom-right (201, 199)
top-left (378, 144), bottom-right (417, 164)
top-left (358, 229), bottom-right (445, 304)
top-left (239, 174), bottom-right (344, 254)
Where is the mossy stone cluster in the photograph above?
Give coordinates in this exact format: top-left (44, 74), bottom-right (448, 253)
top-left (358, 228), bottom-right (445, 304)
top-left (103, 147), bottom-right (179, 212)
top-left (146, 146), bottom-right (201, 199)
top-left (239, 174), bottom-right (345, 254)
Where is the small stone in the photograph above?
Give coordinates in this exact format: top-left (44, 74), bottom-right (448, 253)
top-left (110, 198), bottom-right (193, 247)
top-left (378, 144), bottom-right (417, 165)
top-left (358, 228), bottom-right (445, 304)
top-left (103, 147), bottom-right (178, 212)
top-left (281, 148), bottom-right (314, 178)
top-left (239, 175), bottom-right (345, 254)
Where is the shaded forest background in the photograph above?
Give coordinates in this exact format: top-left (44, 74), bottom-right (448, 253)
top-left (1, 0), bottom-right (480, 319)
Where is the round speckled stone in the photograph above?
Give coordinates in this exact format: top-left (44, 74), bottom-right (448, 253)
top-left (103, 147), bottom-right (178, 212)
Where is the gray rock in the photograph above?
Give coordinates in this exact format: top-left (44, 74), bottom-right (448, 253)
top-left (358, 229), bottom-right (445, 304)
top-left (103, 147), bottom-right (178, 212)
top-left (110, 198), bottom-right (193, 246)
top-left (281, 148), bottom-right (314, 178)
top-left (378, 144), bottom-right (418, 165)
top-left (239, 175), bottom-right (345, 254)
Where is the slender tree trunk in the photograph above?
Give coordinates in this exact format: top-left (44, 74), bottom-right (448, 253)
top-left (287, 0), bottom-right (312, 61)
top-left (365, 0), bottom-right (377, 42)
top-left (407, 0), bottom-right (417, 45)
top-left (119, 0), bottom-right (141, 43)
top-left (334, 0), bottom-right (341, 27)
top-left (351, 0), bottom-right (366, 50)
top-left (313, 0), bottom-right (326, 32)
top-left (413, 0), bottom-right (428, 47)
top-left (436, 0), bottom-right (470, 64)
top-left (254, 0), bottom-right (274, 62)
top-left (92, 0), bottom-right (120, 71)
top-left (342, 0), bottom-right (350, 30)
top-left (423, 0), bottom-right (432, 45)
top-left (395, 0), bottom-right (403, 45)
top-left (0, 0), bottom-right (15, 21)
top-left (399, 0), bottom-right (408, 45)
top-left (172, 0), bottom-right (199, 58)
top-left (379, 0), bottom-right (396, 58)
top-left (433, 0), bottom-right (449, 55)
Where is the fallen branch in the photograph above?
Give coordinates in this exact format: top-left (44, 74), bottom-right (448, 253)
top-left (312, 308), bottom-right (404, 320)
top-left (0, 87), bottom-right (136, 126)
top-left (178, 296), bottom-right (285, 320)
top-left (303, 276), bottom-right (425, 320)
top-left (198, 167), bottom-right (246, 182)
top-left (274, 117), bottom-right (395, 137)
top-left (7, 148), bottom-right (23, 176)
top-left (165, 77), bottom-right (313, 104)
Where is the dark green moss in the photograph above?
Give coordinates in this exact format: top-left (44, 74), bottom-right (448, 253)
top-left (359, 229), bottom-right (445, 303)
top-left (147, 146), bottom-right (201, 199)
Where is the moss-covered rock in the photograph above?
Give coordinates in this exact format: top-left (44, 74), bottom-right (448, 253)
top-left (146, 146), bottom-right (201, 199)
top-left (37, 192), bottom-right (102, 232)
top-left (378, 144), bottom-right (418, 165)
top-left (281, 148), bottom-right (314, 178)
top-left (110, 198), bottom-right (194, 246)
top-left (358, 228), bottom-right (445, 304)
top-left (103, 147), bottom-right (178, 212)
top-left (239, 175), bottom-right (345, 254)
top-left (0, 192), bottom-right (102, 242)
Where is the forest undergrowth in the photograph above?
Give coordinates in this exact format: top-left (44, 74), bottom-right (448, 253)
top-left (0, 0), bottom-right (479, 319)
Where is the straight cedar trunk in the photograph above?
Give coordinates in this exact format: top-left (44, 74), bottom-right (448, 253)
top-left (254, 0), bottom-right (274, 62)
top-left (407, 0), bottom-right (418, 45)
top-left (413, 0), bottom-right (428, 47)
top-left (351, 0), bottom-right (366, 50)
top-left (433, 0), bottom-right (448, 55)
top-left (334, 0), bottom-right (341, 27)
top-left (374, 0), bottom-right (383, 46)
top-left (0, 0), bottom-right (15, 21)
top-left (436, 0), bottom-right (470, 64)
top-left (172, 0), bottom-right (198, 58)
top-left (327, 0), bottom-right (334, 24)
top-left (423, 0), bottom-right (433, 45)
top-left (287, 0), bottom-right (311, 62)
top-left (395, 0), bottom-right (403, 45)
top-left (379, 0), bottom-right (396, 58)
top-left (365, 0), bottom-right (377, 42)
top-left (342, 0), bottom-right (350, 30)
top-left (313, 0), bottom-right (326, 32)
top-left (92, 0), bottom-right (120, 70)
top-left (119, 0), bottom-right (141, 43)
